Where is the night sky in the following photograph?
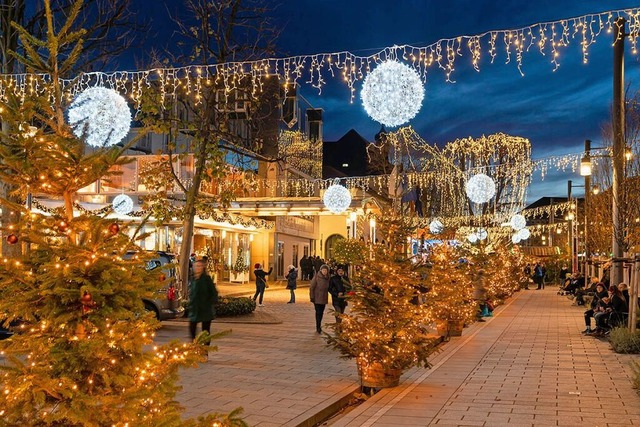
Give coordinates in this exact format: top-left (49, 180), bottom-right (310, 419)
top-left (127, 0), bottom-right (640, 201)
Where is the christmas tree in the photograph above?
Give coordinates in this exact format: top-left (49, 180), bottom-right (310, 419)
top-left (424, 243), bottom-right (477, 326)
top-left (326, 214), bottom-right (439, 387)
top-left (0, 2), bottom-right (242, 425)
top-left (233, 248), bottom-right (246, 273)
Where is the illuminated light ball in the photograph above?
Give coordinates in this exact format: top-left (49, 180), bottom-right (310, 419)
top-left (360, 60), bottom-right (425, 127)
top-left (112, 194), bottom-right (134, 215)
top-left (510, 214), bottom-right (527, 230)
top-left (68, 87), bottom-right (131, 147)
top-left (512, 234), bottom-right (522, 244)
top-left (6, 234), bottom-right (18, 245)
top-left (477, 228), bottom-right (488, 241)
top-left (323, 184), bottom-right (352, 214)
top-left (465, 173), bottom-right (496, 204)
top-left (517, 227), bottom-right (531, 240)
top-left (467, 233), bottom-right (478, 243)
top-left (429, 219), bottom-right (444, 234)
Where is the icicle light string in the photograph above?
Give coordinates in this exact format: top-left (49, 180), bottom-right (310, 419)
top-left (2, 8), bottom-right (640, 108)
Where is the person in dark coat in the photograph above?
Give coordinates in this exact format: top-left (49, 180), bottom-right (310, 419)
top-left (286, 265), bottom-right (298, 304)
top-left (300, 255), bottom-right (311, 280)
top-left (328, 266), bottom-right (350, 321)
top-left (313, 256), bottom-right (323, 276)
top-left (533, 262), bottom-right (544, 290)
top-left (310, 264), bottom-right (331, 333)
top-left (253, 263), bottom-right (272, 307)
top-left (188, 260), bottom-right (218, 344)
top-left (582, 283), bottom-right (608, 334)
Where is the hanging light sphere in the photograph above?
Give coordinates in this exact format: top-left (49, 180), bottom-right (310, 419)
top-left (477, 228), bottom-right (488, 241)
top-left (360, 60), bottom-right (425, 127)
top-left (112, 194), bottom-right (134, 215)
top-left (68, 87), bottom-right (131, 147)
top-left (323, 184), bottom-right (352, 214)
top-left (467, 233), bottom-right (478, 243)
top-left (429, 219), bottom-right (444, 234)
top-left (517, 227), bottom-right (531, 240)
top-left (512, 234), bottom-right (522, 244)
top-left (510, 214), bottom-right (527, 230)
top-left (465, 173), bottom-right (496, 204)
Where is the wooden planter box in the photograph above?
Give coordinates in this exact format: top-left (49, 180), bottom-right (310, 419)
top-left (436, 319), bottom-right (464, 337)
top-left (230, 271), bottom-right (249, 283)
top-left (357, 359), bottom-right (402, 388)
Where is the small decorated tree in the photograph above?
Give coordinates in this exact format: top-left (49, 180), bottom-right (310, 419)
top-left (326, 214), bottom-right (439, 388)
top-left (425, 243), bottom-right (476, 336)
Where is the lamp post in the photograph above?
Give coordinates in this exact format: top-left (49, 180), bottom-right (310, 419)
top-left (567, 180), bottom-right (583, 274)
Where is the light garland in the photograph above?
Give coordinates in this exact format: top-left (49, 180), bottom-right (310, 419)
top-left (2, 9), bottom-right (639, 108)
top-left (361, 61), bottom-right (424, 127)
top-left (67, 87), bottom-right (131, 147)
top-left (112, 194), bottom-right (134, 215)
top-left (323, 183), bottom-right (352, 214)
top-left (465, 173), bottom-right (496, 204)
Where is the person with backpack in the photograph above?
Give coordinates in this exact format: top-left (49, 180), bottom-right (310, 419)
top-left (533, 262), bottom-right (545, 290)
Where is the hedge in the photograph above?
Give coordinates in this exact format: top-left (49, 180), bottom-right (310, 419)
top-left (215, 297), bottom-right (256, 317)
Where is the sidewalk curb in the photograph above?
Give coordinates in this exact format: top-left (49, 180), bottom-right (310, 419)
top-left (285, 384), bottom-right (361, 427)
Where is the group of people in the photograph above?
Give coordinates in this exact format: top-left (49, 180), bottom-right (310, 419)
top-left (299, 255), bottom-right (328, 281)
top-left (523, 261), bottom-right (548, 290)
top-left (582, 281), bottom-right (630, 336)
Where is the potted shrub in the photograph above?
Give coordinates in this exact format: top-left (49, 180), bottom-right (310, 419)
top-left (325, 215), bottom-right (439, 388)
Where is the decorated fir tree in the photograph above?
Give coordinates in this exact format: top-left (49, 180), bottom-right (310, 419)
top-left (233, 248), bottom-right (246, 273)
top-left (326, 214), bottom-right (439, 388)
top-left (0, 2), bottom-right (243, 425)
top-left (424, 243), bottom-right (477, 330)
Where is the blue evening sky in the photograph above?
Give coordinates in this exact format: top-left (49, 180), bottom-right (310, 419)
top-left (129, 0), bottom-right (640, 202)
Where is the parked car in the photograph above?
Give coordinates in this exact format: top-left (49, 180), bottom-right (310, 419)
top-left (124, 251), bottom-right (185, 321)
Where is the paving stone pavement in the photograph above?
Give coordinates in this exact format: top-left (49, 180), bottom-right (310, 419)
top-left (155, 286), bottom-right (360, 426)
top-left (330, 288), bottom-right (640, 427)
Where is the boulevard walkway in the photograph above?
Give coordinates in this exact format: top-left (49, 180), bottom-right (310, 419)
top-left (332, 288), bottom-right (640, 427)
top-left (156, 285), bottom-right (640, 426)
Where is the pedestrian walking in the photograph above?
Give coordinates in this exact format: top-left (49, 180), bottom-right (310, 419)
top-left (286, 265), bottom-right (298, 303)
top-left (253, 263), bottom-right (272, 307)
top-left (328, 266), bottom-right (350, 322)
top-left (474, 269), bottom-right (489, 321)
top-left (310, 264), bottom-right (331, 334)
top-left (188, 260), bottom-right (219, 346)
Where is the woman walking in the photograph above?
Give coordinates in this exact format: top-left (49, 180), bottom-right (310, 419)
top-left (188, 260), bottom-right (218, 346)
top-left (310, 264), bottom-right (331, 334)
top-left (253, 263), bottom-right (272, 307)
top-left (286, 265), bottom-right (298, 303)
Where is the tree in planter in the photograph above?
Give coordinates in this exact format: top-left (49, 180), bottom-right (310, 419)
top-left (0, 2), bottom-right (243, 425)
top-left (425, 243), bottom-right (476, 334)
top-left (233, 247), bottom-right (247, 274)
top-left (326, 214), bottom-right (439, 388)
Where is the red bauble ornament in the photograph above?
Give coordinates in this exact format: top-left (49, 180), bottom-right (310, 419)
top-left (58, 221), bottom-right (69, 233)
top-left (6, 234), bottom-right (18, 245)
top-left (81, 290), bottom-right (96, 316)
top-left (108, 223), bottom-right (120, 235)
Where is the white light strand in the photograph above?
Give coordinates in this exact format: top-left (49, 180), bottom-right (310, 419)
top-left (2, 8), bottom-right (639, 108)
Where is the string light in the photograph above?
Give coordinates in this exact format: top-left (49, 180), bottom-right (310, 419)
top-left (67, 87), bottom-right (131, 147)
top-left (360, 60), bottom-right (424, 127)
top-left (1, 8), bottom-right (637, 108)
